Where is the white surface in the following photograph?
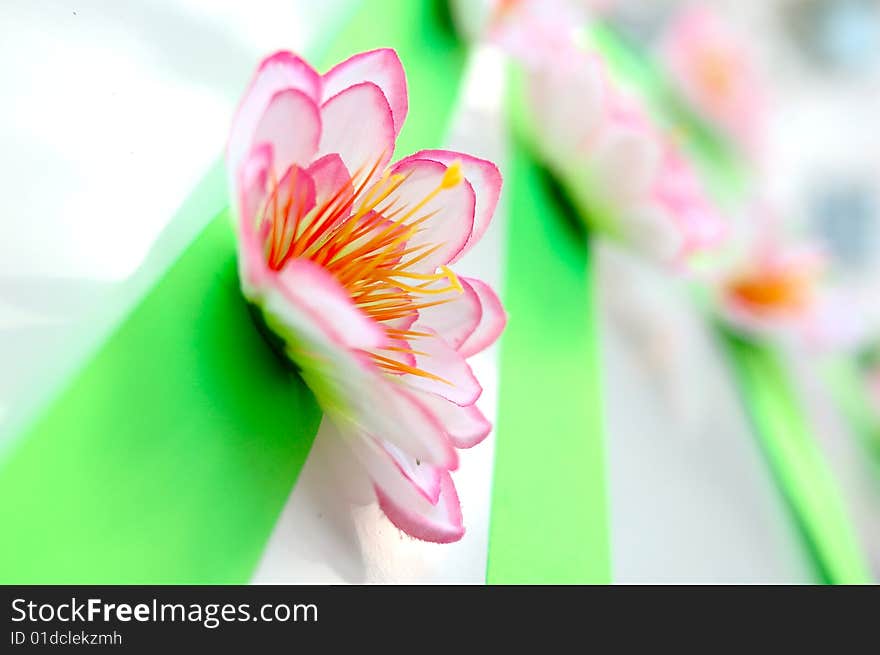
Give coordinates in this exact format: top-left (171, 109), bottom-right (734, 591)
top-left (599, 245), bottom-right (816, 583)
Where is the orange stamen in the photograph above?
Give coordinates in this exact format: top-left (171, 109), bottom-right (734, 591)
top-left (255, 154), bottom-right (467, 379)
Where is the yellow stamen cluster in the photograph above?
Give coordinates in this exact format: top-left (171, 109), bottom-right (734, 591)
top-left (258, 155), bottom-right (466, 380)
top-left (728, 266), bottom-right (815, 315)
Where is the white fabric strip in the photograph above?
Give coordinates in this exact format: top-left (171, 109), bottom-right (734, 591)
top-left (598, 245), bottom-right (815, 583)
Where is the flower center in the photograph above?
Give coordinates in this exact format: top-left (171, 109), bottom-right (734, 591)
top-left (696, 50), bottom-right (734, 101)
top-left (257, 155), bottom-right (466, 381)
top-left (728, 267), bottom-right (815, 315)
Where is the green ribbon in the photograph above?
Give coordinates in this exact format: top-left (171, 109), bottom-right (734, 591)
top-left (825, 358), bottom-right (880, 472)
top-left (487, 69), bottom-right (611, 583)
top-left (0, 210), bottom-right (322, 583)
top-left (0, 0), bottom-right (467, 583)
top-left (721, 333), bottom-right (872, 584)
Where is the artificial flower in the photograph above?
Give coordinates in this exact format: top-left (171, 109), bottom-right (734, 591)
top-left (658, 3), bottom-right (766, 154)
top-left (709, 206), bottom-right (868, 348)
top-left (718, 237), bottom-right (827, 338)
top-left (227, 49), bottom-right (505, 543)
top-left (519, 38), bottom-right (727, 267)
top-left (450, 0), bottom-right (591, 51)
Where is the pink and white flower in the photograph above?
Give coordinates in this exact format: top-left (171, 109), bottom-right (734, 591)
top-left (227, 49), bottom-right (505, 543)
top-left (659, 4), bottom-right (766, 154)
top-left (710, 207), bottom-right (868, 349)
top-left (718, 236), bottom-right (827, 339)
top-left (450, 0), bottom-right (592, 52)
top-left (520, 41), bottom-right (727, 267)
top-left (586, 84), bottom-right (727, 265)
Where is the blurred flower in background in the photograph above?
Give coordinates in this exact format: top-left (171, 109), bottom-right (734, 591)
top-left (482, 0), bottom-right (729, 268)
top-left (711, 212), bottom-right (830, 342)
top-left (658, 3), bottom-right (766, 156)
top-left (454, 0), bottom-right (880, 438)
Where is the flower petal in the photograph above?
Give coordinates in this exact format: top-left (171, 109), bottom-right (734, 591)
top-left (310, 347), bottom-right (460, 469)
top-left (363, 383), bottom-right (459, 470)
top-left (458, 277), bottom-right (507, 358)
top-left (414, 390), bottom-right (492, 449)
top-left (382, 312), bottom-right (419, 333)
top-left (321, 48), bottom-right (408, 136)
top-left (318, 82), bottom-right (396, 182)
top-left (398, 150), bottom-right (502, 258)
top-left (652, 149), bottom-right (727, 258)
top-left (260, 269), bottom-right (456, 471)
top-left (228, 52), bottom-right (321, 179)
top-left (306, 153), bottom-right (353, 210)
top-left (274, 258), bottom-right (385, 352)
top-left (527, 51), bottom-right (606, 160)
top-left (388, 158), bottom-right (476, 272)
top-left (590, 125), bottom-right (662, 205)
top-left (253, 89), bottom-right (322, 174)
top-left (236, 144), bottom-right (273, 293)
top-left (236, 144), bottom-right (272, 229)
top-left (622, 204), bottom-right (683, 264)
top-left (401, 329), bottom-right (482, 406)
top-left (375, 469), bottom-right (465, 544)
top-left (414, 277), bottom-right (482, 350)
top-left (344, 432), bottom-right (465, 545)
top-left (381, 440), bottom-right (442, 504)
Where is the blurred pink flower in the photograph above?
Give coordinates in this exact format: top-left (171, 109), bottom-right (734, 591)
top-left (227, 49), bottom-right (505, 543)
top-left (719, 238), bottom-right (827, 337)
top-left (489, 0), bottom-right (589, 63)
top-left (659, 4), bottom-right (766, 154)
top-left (450, 0), bottom-right (598, 51)
top-left (522, 42), bottom-right (727, 267)
top-left (711, 202), bottom-right (879, 350)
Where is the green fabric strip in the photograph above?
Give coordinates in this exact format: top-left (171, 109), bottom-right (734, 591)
top-left (487, 133), bottom-right (611, 584)
top-left (0, 213), bottom-right (322, 584)
top-left (721, 333), bottom-right (872, 584)
top-left (0, 0), bottom-right (467, 583)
